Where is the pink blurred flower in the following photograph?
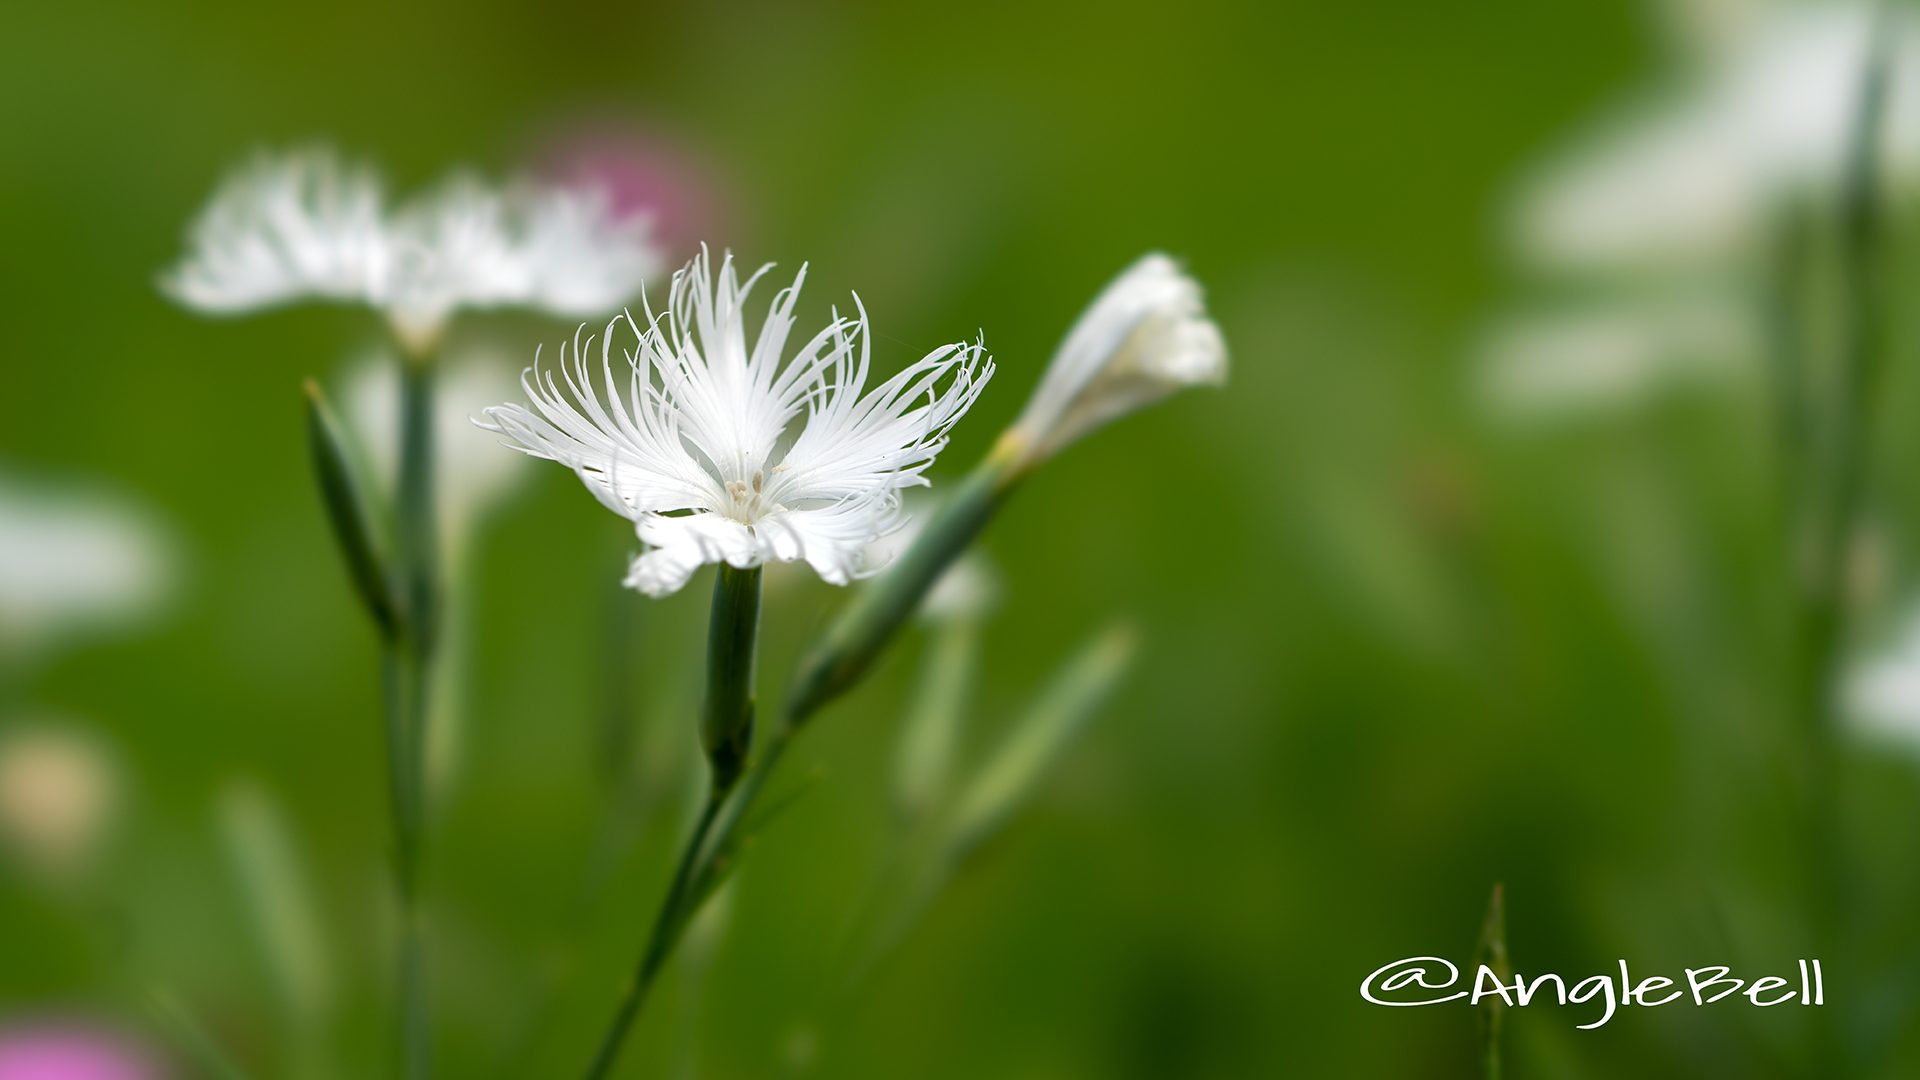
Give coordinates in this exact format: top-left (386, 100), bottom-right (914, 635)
top-left (0, 1026), bottom-right (157, 1080)
top-left (532, 121), bottom-right (724, 254)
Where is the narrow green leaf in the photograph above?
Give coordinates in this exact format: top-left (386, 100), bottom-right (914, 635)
top-left (945, 621), bottom-right (1138, 859)
top-left (892, 617), bottom-right (981, 823)
top-left (149, 986), bottom-right (254, 1080)
top-left (220, 779), bottom-right (331, 1029)
top-left (1474, 883), bottom-right (1509, 1080)
top-left (303, 378), bottom-right (397, 634)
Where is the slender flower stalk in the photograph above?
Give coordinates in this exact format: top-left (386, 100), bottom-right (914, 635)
top-left (1800, 12), bottom-right (1893, 756)
top-left (389, 347), bottom-right (438, 1080)
top-left (1777, 19), bottom-right (1893, 1074)
top-left (701, 566), bottom-right (762, 792)
top-left (166, 146), bottom-right (660, 1080)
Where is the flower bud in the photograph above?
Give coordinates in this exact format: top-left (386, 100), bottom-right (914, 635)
top-left (1005, 254), bottom-right (1226, 465)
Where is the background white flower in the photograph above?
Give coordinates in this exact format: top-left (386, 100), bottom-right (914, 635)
top-left (1847, 603), bottom-right (1920, 756)
top-left (1479, 0), bottom-right (1920, 422)
top-left (0, 471), bottom-right (177, 660)
top-left (480, 249), bottom-right (994, 597)
top-left (163, 147), bottom-right (664, 349)
top-left (1009, 253), bottom-right (1226, 464)
top-left (1476, 289), bottom-right (1758, 420)
top-left (1514, 0), bottom-right (1920, 272)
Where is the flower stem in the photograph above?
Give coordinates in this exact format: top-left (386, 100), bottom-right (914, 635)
top-left (583, 775), bottom-right (731, 1079)
top-left (787, 447), bottom-right (1022, 724)
top-left (583, 566), bottom-right (762, 1078)
top-left (1474, 884), bottom-right (1509, 1080)
top-left (583, 443), bottom-right (1021, 1075)
top-left (1790, 22), bottom-right (1890, 1075)
top-left (390, 351), bottom-right (439, 1080)
top-left (703, 565), bottom-right (762, 792)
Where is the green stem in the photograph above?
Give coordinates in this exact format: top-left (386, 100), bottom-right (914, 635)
top-left (391, 351), bottom-right (439, 1080)
top-left (583, 565), bottom-right (762, 1078)
top-left (1793, 21), bottom-right (1890, 1076)
top-left (1475, 884), bottom-right (1509, 1080)
top-left (703, 565), bottom-right (762, 792)
top-left (583, 785), bottom-right (729, 1080)
top-left (1802, 0), bottom-right (1891, 769)
top-left (581, 441), bottom-right (1024, 1075)
top-left (787, 449), bottom-right (1021, 724)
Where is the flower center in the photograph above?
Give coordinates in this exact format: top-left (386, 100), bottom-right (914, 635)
top-left (717, 467), bottom-right (785, 523)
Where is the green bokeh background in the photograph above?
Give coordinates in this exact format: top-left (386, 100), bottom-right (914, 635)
top-left (8, 1), bottom-right (1918, 1076)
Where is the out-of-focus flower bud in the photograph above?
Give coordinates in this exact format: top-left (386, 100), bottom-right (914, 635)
top-left (0, 724), bottom-right (117, 884)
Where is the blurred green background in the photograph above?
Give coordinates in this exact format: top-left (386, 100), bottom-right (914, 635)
top-left (10, 0), bottom-right (1920, 1076)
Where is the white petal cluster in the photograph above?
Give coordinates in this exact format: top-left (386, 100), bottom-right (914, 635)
top-left (163, 148), bottom-right (662, 349)
top-left (1009, 254), bottom-right (1226, 464)
top-left (479, 250), bottom-right (994, 597)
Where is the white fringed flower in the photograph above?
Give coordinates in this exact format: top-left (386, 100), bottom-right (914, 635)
top-left (1007, 253), bottom-right (1226, 464)
top-left (162, 147), bottom-right (662, 350)
top-left (479, 250), bottom-right (994, 597)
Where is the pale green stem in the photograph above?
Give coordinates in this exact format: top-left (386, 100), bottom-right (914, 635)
top-left (583, 440), bottom-right (1026, 1076)
top-left (584, 566), bottom-right (761, 1079)
top-left (1795, 20), bottom-right (1889, 1076)
top-left (1475, 884), bottom-right (1508, 1080)
top-left (390, 349), bottom-right (439, 1080)
top-left (702, 565), bottom-right (762, 792)
top-left (787, 444), bottom-right (1023, 724)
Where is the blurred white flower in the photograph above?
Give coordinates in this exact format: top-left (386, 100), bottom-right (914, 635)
top-left (1847, 603), bottom-right (1920, 753)
top-left (344, 346), bottom-right (529, 563)
top-left (1515, 0), bottom-right (1920, 271)
top-left (1479, 1), bottom-right (1915, 421)
top-left (479, 249), bottom-right (994, 597)
top-left (163, 147), bottom-right (663, 351)
top-left (0, 723), bottom-right (117, 884)
top-left (1007, 254), bottom-right (1226, 465)
top-left (1478, 292), bottom-right (1757, 419)
top-left (0, 473), bottom-right (175, 659)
